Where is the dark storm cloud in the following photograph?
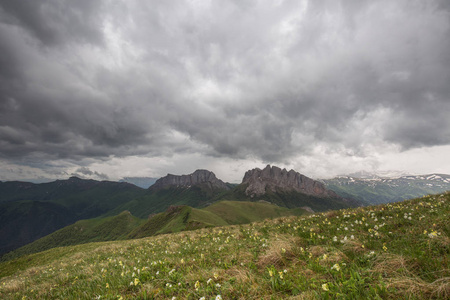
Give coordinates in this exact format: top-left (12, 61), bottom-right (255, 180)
top-left (0, 0), bottom-right (105, 46)
top-left (154, 0), bottom-right (450, 161)
top-left (0, 1), bottom-right (180, 161)
top-left (0, 0), bottom-right (449, 171)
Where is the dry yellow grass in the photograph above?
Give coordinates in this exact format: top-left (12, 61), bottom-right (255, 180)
top-left (1, 278), bottom-right (25, 294)
top-left (387, 276), bottom-right (450, 299)
top-left (226, 266), bottom-right (255, 285)
top-left (309, 245), bottom-right (326, 257)
top-left (257, 236), bottom-right (298, 268)
top-left (373, 253), bottom-right (411, 276)
top-left (318, 249), bottom-right (348, 265)
top-left (341, 239), bottom-right (366, 254)
top-left (371, 253), bottom-right (450, 298)
top-left (23, 266), bottom-right (44, 277)
top-left (325, 211), bottom-right (340, 219)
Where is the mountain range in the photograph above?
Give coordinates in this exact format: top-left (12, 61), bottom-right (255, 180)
top-left (1, 166), bottom-right (449, 261)
top-left (323, 173), bottom-right (450, 205)
top-left (0, 165), bottom-right (352, 259)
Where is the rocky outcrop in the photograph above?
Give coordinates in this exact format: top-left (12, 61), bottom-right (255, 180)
top-left (242, 165), bottom-right (339, 198)
top-left (150, 169), bottom-right (230, 191)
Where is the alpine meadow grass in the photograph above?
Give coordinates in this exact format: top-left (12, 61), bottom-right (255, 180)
top-left (0, 192), bottom-right (448, 299)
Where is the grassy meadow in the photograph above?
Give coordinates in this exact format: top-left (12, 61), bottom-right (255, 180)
top-left (0, 193), bottom-right (448, 299)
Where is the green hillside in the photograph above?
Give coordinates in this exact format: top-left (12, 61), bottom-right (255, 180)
top-left (0, 178), bottom-right (232, 257)
top-left (107, 184), bottom-right (230, 219)
top-left (203, 200), bottom-right (306, 224)
top-left (0, 178), bottom-right (146, 256)
top-left (125, 201), bottom-right (307, 238)
top-left (215, 184), bottom-right (359, 211)
top-left (1, 211), bottom-right (145, 262)
top-left (3, 201), bottom-right (306, 262)
top-left (128, 206), bottom-right (226, 239)
top-left (0, 192), bottom-right (448, 299)
top-left (0, 200), bottom-right (76, 255)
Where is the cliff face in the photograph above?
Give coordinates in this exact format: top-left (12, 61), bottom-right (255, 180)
top-left (150, 169), bottom-right (230, 191)
top-left (242, 165), bottom-right (339, 198)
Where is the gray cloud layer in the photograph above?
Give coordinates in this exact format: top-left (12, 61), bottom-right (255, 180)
top-left (1, 0), bottom-right (449, 173)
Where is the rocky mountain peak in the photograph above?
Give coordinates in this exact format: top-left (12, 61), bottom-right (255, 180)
top-left (242, 165), bottom-right (339, 198)
top-left (150, 169), bottom-right (230, 191)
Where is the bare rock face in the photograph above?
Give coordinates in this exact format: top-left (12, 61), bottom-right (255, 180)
top-left (242, 165), bottom-right (339, 198)
top-left (150, 169), bottom-right (230, 191)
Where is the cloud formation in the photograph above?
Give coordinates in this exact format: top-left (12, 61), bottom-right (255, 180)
top-left (1, 0), bottom-right (449, 181)
top-left (73, 167), bottom-right (109, 180)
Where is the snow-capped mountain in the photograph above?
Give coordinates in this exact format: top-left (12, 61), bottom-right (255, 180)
top-left (323, 173), bottom-right (450, 205)
top-left (342, 170), bottom-right (411, 179)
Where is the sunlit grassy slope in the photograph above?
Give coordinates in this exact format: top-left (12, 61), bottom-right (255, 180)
top-left (0, 193), bottom-right (448, 299)
top-left (107, 185), bottom-right (232, 219)
top-left (203, 201), bottom-right (306, 224)
top-left (129, 201), bottom-right (307, 239)
top-left (213, 184), bottom-right (360, 212)
top-left (3, 201), bottom-right (308, 261)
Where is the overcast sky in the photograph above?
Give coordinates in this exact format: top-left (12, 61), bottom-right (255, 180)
top-left (1, 0), bottom-right (450, 183)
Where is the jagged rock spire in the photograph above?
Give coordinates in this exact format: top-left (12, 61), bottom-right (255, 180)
top-left (242, 165), bottom-right (338, 198)
top-left (150, 169), bottom-right (229, 190)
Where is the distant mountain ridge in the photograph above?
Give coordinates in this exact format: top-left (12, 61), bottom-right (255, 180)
top-left (342, 170), bottom-right (412, 179)
top-left (150, 169), bottom-right (230, 191)
top-left (0, 176), bottom-right (142, 204)
top-left (324, 173), bottom-right (450, 205)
